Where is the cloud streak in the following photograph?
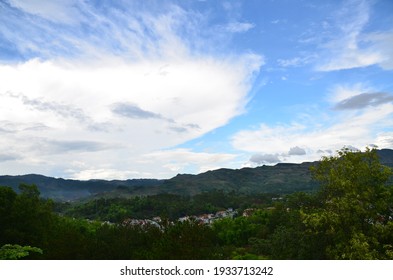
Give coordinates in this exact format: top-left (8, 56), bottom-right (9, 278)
top-left (111, 102), bottom-right (163, 120)
top-left (3, 91), bottom-right (90, 122)
top-left (222, 22), bottom-right (255, 33)
top-left (42, 140), bottom-right (112, 154)
top-left (333, 92), bottom-right (393, 110)
top-left (315, 0), bottom-right (393, 71)
top-left (7, 0), bottom-right (83, 24)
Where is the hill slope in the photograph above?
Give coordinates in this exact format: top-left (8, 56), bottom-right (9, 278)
top-left (1, 149), bottom-right (392, 201)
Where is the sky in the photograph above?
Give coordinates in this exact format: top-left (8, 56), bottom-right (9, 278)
top-left (0, 0), bottom-right (393, 180)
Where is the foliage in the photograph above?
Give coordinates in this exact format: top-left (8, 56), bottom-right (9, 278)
top-left (60, 191), bottom-right (274, 223)
top-left (0, 244), bottom-right (43, 260)
top-left (304, 147), bottom-right (393, 259)
top-left (213, 210), bottom-right (269, 247)
top-left (0, 184), bottom-right (54, 250)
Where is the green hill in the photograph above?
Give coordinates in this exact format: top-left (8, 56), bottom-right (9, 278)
top-left (1, 149), bottom-right (392, 201)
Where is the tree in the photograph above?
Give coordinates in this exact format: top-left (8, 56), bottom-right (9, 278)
top-left (303, 147), bottom-right (393, 259)
top-left (0, 244), bottom-right (42, 260)
top-left (8, 184), bottom-right (54, 249)
top-left (156, 220), bottom-right (220, 259)
top-left (0, 187), bottom-right (17, 244)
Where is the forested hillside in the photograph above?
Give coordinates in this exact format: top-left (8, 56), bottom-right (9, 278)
top-left (1, 149), bottom-right (392, 201)
top-left (1, 148), bottom-right (393, 260)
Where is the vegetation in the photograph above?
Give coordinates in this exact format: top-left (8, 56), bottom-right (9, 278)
top-left (0, 161), bottom-right (321, 201)
top-left (57, 191), bottom-right (274, 223)
top-left (0, 148), bottom-right (392, 259)
top-left (0, 244), bottom-right (42, 260)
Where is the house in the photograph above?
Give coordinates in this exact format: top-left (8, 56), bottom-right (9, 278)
top-left (122, 218), bottom-right (161, 229)
top-left (242, 208), bottom-right (256, 217)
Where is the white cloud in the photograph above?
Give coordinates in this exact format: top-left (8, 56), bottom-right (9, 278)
top-left (0, 55), bottom-right (261, 178)
top-left (7, 0), bottom-right (82, 24)
top-left (68, 169), bottom-right (145, 181)
top-left (1, 1), bottom-right (203, 61)
top-left (317, 48), bottom-right (383, 71)
top-left (277, 57), bottom-right (304, 67)
top-left (232, 84), bottom-right (393, 164)
top-left (315, 0), bottom-right (393, 71)
top-left (223, 22), bottom-right (255, 33)
top-left (140, 148), bottom-right (239, 176)
top-left (327, 83), bottom-right (373, 103)
top-left (375, 132), bottom-right (393, 148)
top-left (364, 31), bottom-right (393, 70)
top-left (0, 1), bottom-right (264, 179)
top-left (277, 55), bottom-right (316, 68)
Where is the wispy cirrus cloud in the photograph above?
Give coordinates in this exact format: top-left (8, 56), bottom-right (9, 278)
top-left (222, 21), bottom-right (255, 33)
top-left (1, 1), bottom-right (206, 60)
top-left (6, 0), bottom-right (83, 24)
top-left (315, 0), bottom-right (393, 71)
top-left (277, 57), bottom-right (307, 68)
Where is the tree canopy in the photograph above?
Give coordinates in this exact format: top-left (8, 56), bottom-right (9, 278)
top-left (303, 147), bottom-right (393, 259)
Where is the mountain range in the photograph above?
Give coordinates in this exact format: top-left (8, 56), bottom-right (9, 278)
top-left (1, 149), bottom-right (393, 201)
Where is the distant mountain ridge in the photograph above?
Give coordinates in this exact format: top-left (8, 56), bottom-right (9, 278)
top-left (1, 149), bottom-right (392, 201)
top-left (0, 174), bottom-right (163, 201)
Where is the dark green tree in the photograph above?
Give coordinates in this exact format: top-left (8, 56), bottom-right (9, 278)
top-left (155, 220), bottom-right (220, 259)
top-left (0, 186), bottom-right (17, 244)
top-left (9, 184), bottom-right (54, 247)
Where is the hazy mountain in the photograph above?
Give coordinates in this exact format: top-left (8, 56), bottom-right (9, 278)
top-left (1, 149), bottom-right (392, 201)
top-left (0, 174), bottom-right (162, 201)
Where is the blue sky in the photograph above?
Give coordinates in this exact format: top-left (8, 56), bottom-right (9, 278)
top-left (1, 0), bottom-right (393, 179)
